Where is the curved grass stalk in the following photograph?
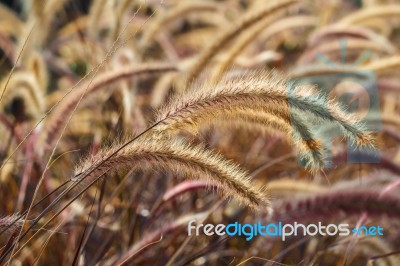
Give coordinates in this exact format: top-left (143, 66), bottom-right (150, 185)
top-left (308, 25), bottom-right (396, 53)
top-left (112, 0), bottom-right (134, 40)
top-left (337, 5), bottom-right (400, 25)
top-left (151, 72), bottom-right (177, 108)
top-left (289, 62), bottom-right (395, 79)
top-left (113, 211), bottom-right (212, 265)
top-left (359, 55), bottom-right (400, 72)
top-left (266, 179), bottom-right (326, 196)
top-left (298, 38), bottom-right (391, 65)
top-left (57, 16), bottom-right (88, 38)
top-left (42, 63), bottom-right (176, 149)
top-left (185, 0), bottom-right (297, 84)
top-left (18, 0), bottom-right (69, 59)
top-left (0, 72), bottom-right (44, 120)
top-left (211, 15), bottom-right (317, 82)
top-left (139, 1), bottom-right (221, 49)
top-left (275, 190), bottom-right (400, 220)
top-left (87, 0), bottom-right (109, 38)
top-left (0, 3), bottom-right (23, 36)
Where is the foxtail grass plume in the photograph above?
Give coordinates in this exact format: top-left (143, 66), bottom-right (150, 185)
top-left (73, 136), bottom-right (270, 211)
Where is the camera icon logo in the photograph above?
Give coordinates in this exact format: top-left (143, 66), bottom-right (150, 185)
top-left (287, 39), bottom-right (381, 168)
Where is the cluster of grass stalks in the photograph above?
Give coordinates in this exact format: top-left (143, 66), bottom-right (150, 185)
top-left (0, 0), bottom-right (400, 265)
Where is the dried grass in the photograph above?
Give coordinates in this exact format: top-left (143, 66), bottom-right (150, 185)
top-left (74, 136), bottom-right (269, 210)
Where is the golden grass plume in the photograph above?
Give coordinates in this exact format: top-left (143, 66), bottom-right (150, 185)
top-left (156, 71), bottom-right (374, 165)
top-left (73, 136), bottom-right (270, 211)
